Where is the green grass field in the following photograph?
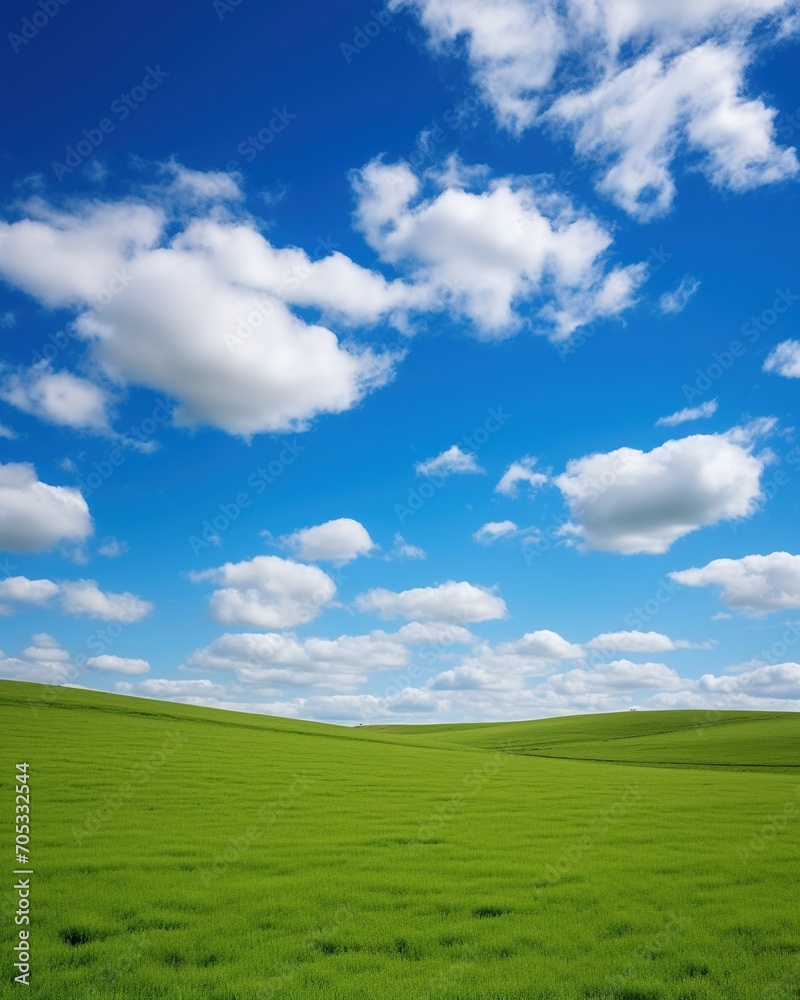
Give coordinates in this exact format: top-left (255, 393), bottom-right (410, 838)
top-left (1, 680), bottom-right (799, 999)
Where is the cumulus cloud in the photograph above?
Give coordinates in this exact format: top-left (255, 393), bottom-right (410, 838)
top-left (160, 159), bottom-right (244, 204)
top-left (98, 536), bottom-right (128, 558)
top-left (355, 580), bottom-right (507, 623)
top-left (0, 361), bottom-right (111, 432)
top-left (0, 574), bottom-right (153, 623)
top-left (543, 660), bottom-right (683, 695)
top-left (185, 630), bottom-right (409, 691)
top-left (393, 621), bottom-right (475, 645)
top-left (697, 662), bottom-right (800, 700)
top-left (586, 630), bottom-right (699, 652)
top-left (429, 629), bottom-right (585, 691)
top-left (499, 629), bottom-right (584, 661)
top-left (353, 157), bottom-right (646, 338)
top-left (763, 340), bottom-right (800, 379)
top-left (658, 275), bottom-right (701, 314)
top-left (0, 576), bottom-right (60, 614)
top-left (120, 677), bottom-right (231, 699)
top-left (415, 445), bottom-right (485, 478)
top-left (0, 634), bottom-right (74, 684)
top-left (282, 517), bottom-right (376, 564)
top-left (554, 422), bottom-right (773, 554)
top-left (394, 0), bottom-right (798, 218)
top-left (495, 455), bottom-right (548, 496)
top-left (550, 42), bottom-right (798, 220)
top-left (86, 654), bottom-right (150, 675)
top-left (190, 555), bottom-right (336, 628)
top-left (0, 186), bottom-right (405, 438)
top-left (59, 580), bottom-right (153, 622)
top-left (472, 520), bottom-right (519, 544)
top-left (0, 422), bottom-right (18, 439)
top-left (386, 533), bottom-right (427, 560)
top-left (656, 399), bottom-right (718, 427)
top-left (670, 551), bottom-right (800, 613)
top-left (0, 462), bottom-right (92, 553)
top-left (22, 634), bottom-right (70, 662)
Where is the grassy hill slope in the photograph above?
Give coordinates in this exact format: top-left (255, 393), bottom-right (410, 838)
top-left (1, 680), bottom-right (798, 1000)
top-left (367, 710), bottom-right (800, 770)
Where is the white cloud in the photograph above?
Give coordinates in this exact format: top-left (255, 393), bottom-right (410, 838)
top-left (429, 629), bottom-right (585, 691)
top-left (554, 422), bottom-right (772, 554)
top-left (190, 554), bottom-right (336, 628)
top-left (123, 678), bottom-right (231, 698)
top-left (395, 0), bottom-right (798, 218)
top-left (0, 576), bottom-right (59, 609)
top-left (161, 159), bottom-right (244, 204)
top-left (763, 339), bottom-right (800, 378)
top-left (387, 533), bottom-right (427, 560)
top-left (86, 654), bottom-right (150, 675)
top-left (697, 662), bottom-right (800, 699)
top-left (0, 199), bottom-right (163, 307)
top-left (394, 621), bottom-right (475, 645)
top-left (499, 629), bottom-right (584, 661)
top-left (473, 520), bottom-right (519, 544)
top-left (353, 158), bottom-right (646, 338)
top-left (544, 660), bottom-right (683, 695)
top-left (22, 634), bottom-right (70, 662)
top-left (0, 422), bottom-right (17, 440)
top-left (0, 361), bottom-right (111, 432)
top-left (186, 630), bottom-right (409, 691)
top-left (670, 551), bottom-right (800, 613)
top-left (495, 455), bottom-right (548, 496)
top-left (0, 187), bottom-right (405, 438)
top-left (98, 536), bottom-right (128, 558)
top-left (59, 580), bottom-right (153, 622)
top-left (0, 634), bottom-right (74, 684)
top-left (355, 580), bottom-right (507, 623)
top-left (415, 445), bottom-right (485, 478)
top-left (551, 42), bottom-right (798, 220)
top-left (282, 517), bottom-right (376, 564)
top-left (656, 399), bottom-right (718, 427)
top-left (658, 274), bottom-right (701, 314)
top-left (0, 462), bottom-right (92, 553)
top-left (586, 630), bottom-right (698, 652)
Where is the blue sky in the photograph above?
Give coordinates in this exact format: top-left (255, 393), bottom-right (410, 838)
top-left (1, 0), bottom-right (799, 723)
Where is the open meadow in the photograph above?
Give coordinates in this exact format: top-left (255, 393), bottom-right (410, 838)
top-left (1, 680), bottom-right (799, 999)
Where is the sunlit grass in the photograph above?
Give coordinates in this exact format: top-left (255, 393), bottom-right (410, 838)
top-left (1, 681), bottom-right (798, 999)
